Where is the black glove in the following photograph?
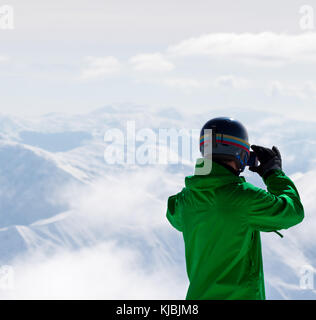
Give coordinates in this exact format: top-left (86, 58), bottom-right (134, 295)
top-left (249, 145), bottom-right (282, 178)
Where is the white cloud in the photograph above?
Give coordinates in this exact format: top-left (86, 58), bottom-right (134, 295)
top-left (129, 53), bottom-right (174, 73)
top-left (267, 80), bottom-right (316, 99)
top-left (160, 75), bottom-right (250, 91)
top-left (0, 56), bottom-right (9, 63)
top-left (80, 56), bottom-right (122, 80)
top-left (289, 169), bottom-right (316, 247)
top-left (167, 32), bottom-right (316, 66)
top-left (162, 77), bottom-right (205, 89)
top-left (0, 168), bottom-right (187, 299)
top-left (214, 75), bottom-right (250, 89)
top-left (5, 241), bottom-right (186, 299)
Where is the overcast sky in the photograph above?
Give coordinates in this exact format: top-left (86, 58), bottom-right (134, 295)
top-left (0, 0), bottom-right (315, 119)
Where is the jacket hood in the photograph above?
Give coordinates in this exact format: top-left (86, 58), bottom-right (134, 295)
top-left (185, 158), bottom-right (245, 191)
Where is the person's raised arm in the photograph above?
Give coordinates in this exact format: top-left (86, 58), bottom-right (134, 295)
top-left (247, 145), bottom-right (304, 231)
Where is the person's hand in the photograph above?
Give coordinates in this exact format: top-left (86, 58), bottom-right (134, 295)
top-left (249, 145), bottom-right (282, 178)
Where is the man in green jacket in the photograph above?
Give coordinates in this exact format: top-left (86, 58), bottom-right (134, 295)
top-left (166, 117), bottom-right (304, 300)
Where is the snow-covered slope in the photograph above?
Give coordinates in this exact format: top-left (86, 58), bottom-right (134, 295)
top-left (0, 142), bottom-right (81, 228)
top-left (0, 105), bottom-right (315, 299)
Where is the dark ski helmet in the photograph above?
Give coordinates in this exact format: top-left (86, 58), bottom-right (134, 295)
top-left (199, 117), bottom-right (250, 172)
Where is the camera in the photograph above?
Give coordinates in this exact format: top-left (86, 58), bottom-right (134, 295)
top-left (247, 151), bottom-right (259, 167)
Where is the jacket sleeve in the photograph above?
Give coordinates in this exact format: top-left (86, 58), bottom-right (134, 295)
top-left (246, 170), bottom-right (304, 231)
top-left (166, 192), bottom-right (183, 232)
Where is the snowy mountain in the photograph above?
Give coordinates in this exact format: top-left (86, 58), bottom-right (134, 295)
top-left (0, 105), bottom-right (315, 299)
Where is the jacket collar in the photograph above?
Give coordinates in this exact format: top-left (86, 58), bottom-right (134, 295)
top-left (185, 158), bottom-right (245, 190)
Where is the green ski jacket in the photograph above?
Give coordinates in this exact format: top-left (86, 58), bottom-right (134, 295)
top-left (166, 159), bottom-right (304, 300)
